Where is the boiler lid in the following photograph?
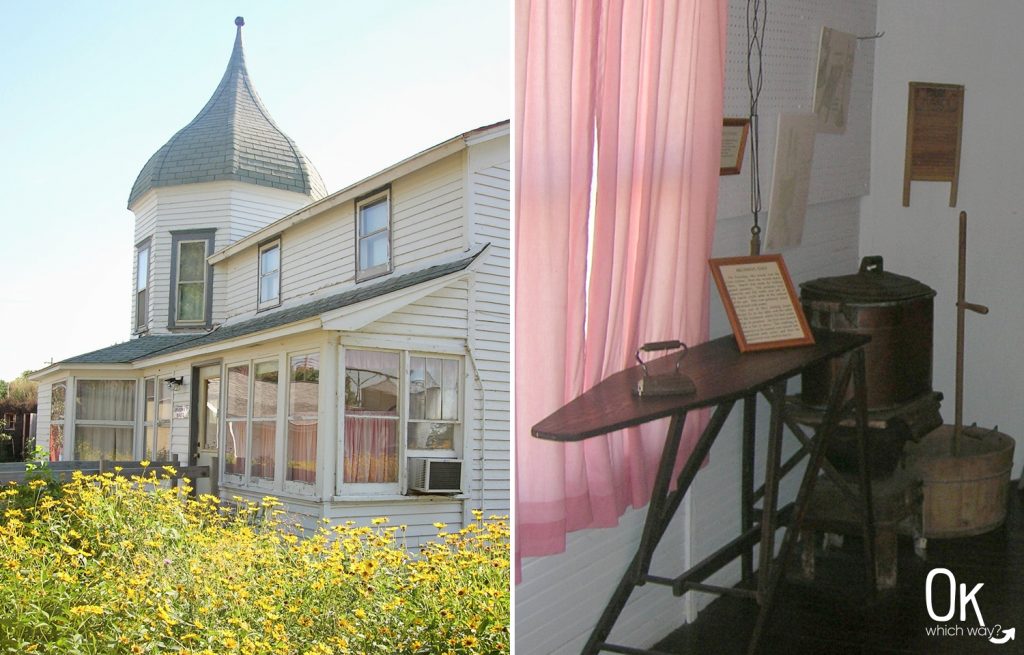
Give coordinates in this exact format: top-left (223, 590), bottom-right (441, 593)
top-left (800, 256), bottom-right (936, 303)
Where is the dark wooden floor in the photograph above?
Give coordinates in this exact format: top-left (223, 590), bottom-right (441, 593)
top-left (656, 485), bottom-right (1024, 654)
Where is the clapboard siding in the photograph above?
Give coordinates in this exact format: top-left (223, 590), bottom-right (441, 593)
top-left (361, 282), bottom-right (470, 339)
top-left (467, 158), bottom-right (510, 516)
top-left (391, 154), bottom-right (465, 268)
top-left (130, 182), bottom-right (310, 333)
top-left (220, 153), bottom-right (468, 321)
top-left (35, 382), bottom-right (52, 456)
top-left (325, 500), bottom-right (466, 548)
top-left (117, 132), bottom-right (508, 537)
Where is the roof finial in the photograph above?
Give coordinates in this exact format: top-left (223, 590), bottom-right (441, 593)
top-left (235, 16), bottom-right (245, 28)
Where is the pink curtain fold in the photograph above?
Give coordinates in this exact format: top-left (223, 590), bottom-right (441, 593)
top-left (344, 415), bottom-right (399, 483)
top-left (287, 420), bottom-right (318, 484)
top-left (516, 0), bottom-right (727, 572)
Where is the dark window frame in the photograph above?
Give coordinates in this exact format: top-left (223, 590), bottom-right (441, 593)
top-left (168, 228), bottom-right (216, 330)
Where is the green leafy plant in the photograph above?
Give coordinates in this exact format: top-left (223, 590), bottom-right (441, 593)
top-left (0, 469), bottom-right (509, 654)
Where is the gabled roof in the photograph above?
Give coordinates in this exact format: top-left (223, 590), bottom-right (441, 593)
top-left (209, 120), bottom-right (510, 265)
top-left (41, 248), bottom-right (483, 371)
top-left (127, 17), bottom-right (327, 209)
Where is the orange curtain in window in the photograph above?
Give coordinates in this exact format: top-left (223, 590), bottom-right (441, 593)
top-left (344, 415), bottom-right (398, 483)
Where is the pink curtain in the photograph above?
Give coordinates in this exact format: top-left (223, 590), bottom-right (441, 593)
top-left (344, 415), bottom-right (398, 483)
top-left (516, 0), bottom-right (727, 567)
top-left (287, 420), bottom-right (318, 483)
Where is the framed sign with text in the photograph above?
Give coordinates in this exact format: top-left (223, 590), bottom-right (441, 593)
top-left (708, 254), bottom-right (815, 352)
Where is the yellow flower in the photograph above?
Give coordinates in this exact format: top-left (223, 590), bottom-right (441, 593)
top-left (139, 460), bottom-right (151, 468)
top-left (69, 604), bottom-right (104, 616)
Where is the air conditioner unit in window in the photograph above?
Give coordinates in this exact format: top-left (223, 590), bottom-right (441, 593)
top-left (408, 458), bottom-right (463, 493)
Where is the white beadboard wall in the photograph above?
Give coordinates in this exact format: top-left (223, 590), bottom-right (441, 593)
top-left (515, 1), bottom-right (877, 652)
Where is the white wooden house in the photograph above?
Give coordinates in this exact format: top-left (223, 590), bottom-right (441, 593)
top-left (30, 19), bottom-right (509, 541)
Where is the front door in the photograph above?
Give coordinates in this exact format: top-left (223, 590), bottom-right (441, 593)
top-left (192, 364), bottom-right (221, 497)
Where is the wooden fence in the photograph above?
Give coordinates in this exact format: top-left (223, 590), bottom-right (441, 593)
top-left (0, 456), bottom-right (210, 489)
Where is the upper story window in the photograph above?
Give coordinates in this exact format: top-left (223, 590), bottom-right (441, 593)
top-left (135, 242), bottom-right (150, 331)
top-left (168, 229), bottom-right (215, 329)
top-left (356, 188), bottom-right (392, 281)
top-left (258, 240), bottom-right (281, 309)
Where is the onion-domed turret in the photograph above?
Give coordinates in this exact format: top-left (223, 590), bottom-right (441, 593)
top-left (127, 17), bottom-right (326, 209)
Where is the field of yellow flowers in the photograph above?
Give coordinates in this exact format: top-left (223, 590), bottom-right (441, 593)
top-left (0, 467), bottom-right (509, 654)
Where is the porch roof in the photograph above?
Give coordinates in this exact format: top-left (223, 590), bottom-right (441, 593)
top-left (43, 247), bottom-right (483, 371)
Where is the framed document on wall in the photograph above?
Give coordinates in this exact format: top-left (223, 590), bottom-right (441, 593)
top-left (720, 118), bottom-right (750, 175)
top-left (709, 254), bottom-right (814, 352)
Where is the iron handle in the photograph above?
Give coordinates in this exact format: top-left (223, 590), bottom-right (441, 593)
top-left (634, 340), bottom-right (689, 376)
top-left (859, 255), bottom-right (884, 274)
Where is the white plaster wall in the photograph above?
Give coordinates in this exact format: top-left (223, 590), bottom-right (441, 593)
top-left (515, 0), bottom-right (877, 651)
top-left (861, 1), bottom-right (1024, 479)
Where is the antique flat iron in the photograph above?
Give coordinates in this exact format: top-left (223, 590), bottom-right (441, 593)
top-left (633, 340), bottom-right (696, 397)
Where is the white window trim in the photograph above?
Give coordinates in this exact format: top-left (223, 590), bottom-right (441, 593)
top-left (337, 345), bottom-right (464, 497)
top-left (355, 188), bottom-right (392, 282)
top-left (283, 349), bottom-right (321, 496)
top-left (220, 352), bottom-right (319, 498)
top-left (49, 381), bottom-right (67, 461)
top-left (257, 239), bottom-right (282, 310)
top-left (137, 377), bottom-right (172, 461)
top-left (70, 378), bottom-right (138, 461)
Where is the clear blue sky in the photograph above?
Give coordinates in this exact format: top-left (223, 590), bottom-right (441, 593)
top-left (0, 0), bottom-right (510, 382)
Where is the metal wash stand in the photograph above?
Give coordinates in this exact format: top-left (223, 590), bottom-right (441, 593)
top-left (531, 331), bottom-right (877, 655)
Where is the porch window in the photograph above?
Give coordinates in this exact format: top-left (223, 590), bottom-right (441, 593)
top-left (258, 240), bottom-right (281, 308)
top-left (342, 349), bottom-right (462, 491)
top-left (343, 350), bottom-right (400, 484)
top-left (286, 353), bottom-right (319, 484)
top-left (408, 356), bottom-right (460, 451)
top-left (224, 364), bottom-right (249, 476)
top-left (142, 378), bottom-right (171, 461)
top-left (355, 188), bottom-right (391, 280)
top-left (251, 361), bottom-right (279, 481)
top-left (74, 380), bottom-right (136, 461)
top-left (223, 359), bottom-right (282, 484)
top-left (49, 382), bottom-right (65, 461)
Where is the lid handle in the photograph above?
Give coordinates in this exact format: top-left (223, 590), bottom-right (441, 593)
top-left (859, 255), bottom-right (884, 274)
